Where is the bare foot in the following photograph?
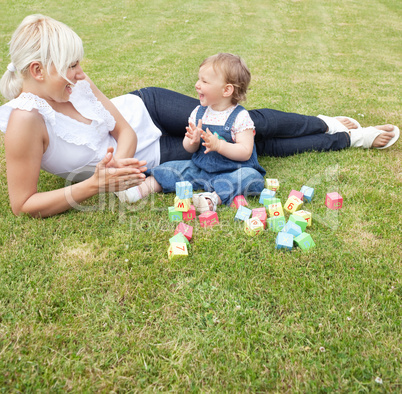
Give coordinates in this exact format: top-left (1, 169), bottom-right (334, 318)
top-left (372, 125), bottom-right (395, 148)
top-left (336, 117), bottom-right (359, 130)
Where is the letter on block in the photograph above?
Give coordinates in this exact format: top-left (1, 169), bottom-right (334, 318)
top-left (259, 188), bottom-right (276, 204)
top-left (284, 196), bottom-right (303, 213)
top-left (252, 207), bottom-right (267, 228)
top-left (175, 181), bottom-right (193, 199)
top-left (174, 196), bottom-right (191, 212)
top-left (174, 222), bottom-right (193, 241)
top-left (230, 195), bottom-right (248, 209)
top-left (288, 189), bottom-right (304, 201)
top-left (183, 205), bottom-right (196, 221)
top-left (234, 205), bottom-right (252, 221)
top-left (288, 214), bottom-right (308, 232)
top-left (263, 197), bottom-right (281, 208)
top-left (300, 185), bottom-right (314, 202)
top-left (199, 211), bottom-right (219, 227)
top-left (244, 217), bottom-right (264, 236)
top-left (293, 210), bottom-right (312, 227)
top-left (268, 216), bottom-right (286, 232)
top-left (275, 232), bottom-right (294, 251)
top-left (283, 221), bottom-right (302, 238)
top-left (169, 233), bottom-right (190, 248)
top-left (268, 202), bottom-right (284, 218)
top-left (168, 242), bottom-right (188, 260)
top-left (294, 233), bottom-right (316, 250)
top-left (265, 178), bottom-right (280, 191)
top-left (168, 206), bottom-right (183, 222)
top-left (325, 192), bottom-right (343, 210)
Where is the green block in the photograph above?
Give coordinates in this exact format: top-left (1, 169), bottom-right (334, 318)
top-left (263, 197), bottom-right (281, 208)
top-left (169, 233), bottom-right (190, 248)
top-left (294, 233), bottom-right (316, 250)
top-left (289, 214), bottom-right (308, 232)
top-left (267, 216), bottom-right (286, 232)
top-left (168, 206), bottom-right (183, 222)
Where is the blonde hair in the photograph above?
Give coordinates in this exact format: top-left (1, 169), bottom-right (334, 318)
top-left (200, 53), bottom-right (251, 105)
top-left (0, 14), bottom-right (84, 100)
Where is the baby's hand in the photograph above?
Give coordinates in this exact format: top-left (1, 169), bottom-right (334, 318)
top-left (201, 128), bottom-right (221, 153)
top-left (185, 119), bottom-right (203, 145)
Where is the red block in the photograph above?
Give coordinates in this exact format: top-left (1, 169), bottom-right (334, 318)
top-left (174, 222), bottom-right (193, 241)
top-left (325, 192), bottom-right (343, 210)
top-left (183, 205), bottom-right (196, 221)
top-left (199, 211), bottom-right (219, 227)
top-left (230, 195), bottom-right (248, 209)
top-left (288, 189), bottom-right (304, 201)
top-left (252, 207), bottom-right (267, 228)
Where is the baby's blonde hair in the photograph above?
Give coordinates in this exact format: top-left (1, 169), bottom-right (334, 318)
top-left (0, 14), bottom-right (84, 100)
top-left (200, 53), bottom-right (251, 105)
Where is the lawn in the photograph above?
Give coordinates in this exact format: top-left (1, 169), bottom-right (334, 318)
top-left (0, 0), bottom-right (401, 391)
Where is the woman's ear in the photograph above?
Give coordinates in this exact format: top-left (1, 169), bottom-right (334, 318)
top-left (29, 62), bottom-right (44, 81)
top-left (223, 84), bottom-right (234, 98)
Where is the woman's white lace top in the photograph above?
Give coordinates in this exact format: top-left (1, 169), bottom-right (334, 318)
top-left (0, 80), bottom-right (161, 180)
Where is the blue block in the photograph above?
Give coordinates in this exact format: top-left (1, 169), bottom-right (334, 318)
top-left (176, 181), bottom-right (193, 199)
top-left (283, 221), bottom-right (302, 237)
top-left (275, 232), bottom-right (294, 251)
top-left (234, 206), bottom-right (252, 221)
top-left (300, 185), bottom-right (314, 203)
top-left (259, 188), bottom-right (276, 204)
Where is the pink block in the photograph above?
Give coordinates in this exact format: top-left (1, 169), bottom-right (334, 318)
top-left (199, 211), bottom-right (219, 227)
top-left (174, 222), bottom-right (193, 241)
top-left (230, 195), bottom-right (248, 209)
top-left (252, 207), bottom-right (267, 228)
top-left (183, 205), bottom-right (196, 221)
top-left (325, 192), bottom-right (343, 210)
top-left (289, 189), bottom-right (304, 201)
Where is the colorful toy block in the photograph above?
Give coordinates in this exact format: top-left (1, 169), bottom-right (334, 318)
top-left (174, 222), bottom-right (193, 241)
top-left (275, 232), bottom-right (294, 251)
top-left (168, 242), bottom-right (188, 260)
top-left (169, 233), bottom-right (190, 248)
top-left (174, 196), bottom-right (191, 212)
top-left (199, 211), bottom-right (219, 227)
top-left (234, 205), bottom-right (252, 221)
top-left (300, 185), bottom-right (314, 203)
top-left (283, 221), bottom-right (302, 238)
top-left (267, 216), bottom-right (286, 232)
top-left (244, 217), bottom-right (264, 236)
top-left (268, 202), bottom-right (284, 218)
top-left (288, 214), bottom-right (308, 232)
top-left (294, 233), bottom-right (316, 250)
top-left (288, 189), bottom-right (304, 201)
top-left (168, 206), bottom-right (183, 222)
top-left (259, 188), bottom-right (276, 204)
top-left (230, 195), bottom-right (248, 209)
top-left (263, 197), bottom-right (281, 209)
top-left (284, 195), bottom-right (303, 213)
top-left (183, 205), bottom-right (196, 221)
top-left (293, 210), bottom-right (312, 227)
top-left (175, 181), bottom-right (193, 199)
top-left (252, 207), bottom-right (267, 228)
top-left (265, 178), bottom-right (280, 191)
top-left (325, 192), bottom-right (343, 210)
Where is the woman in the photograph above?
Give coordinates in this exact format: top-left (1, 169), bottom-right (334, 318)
top-left (0, 15), bottom-right (399, 218)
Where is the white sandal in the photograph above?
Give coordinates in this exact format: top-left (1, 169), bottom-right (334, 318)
top-left (192, 192), bottom-right (219, 213)
top-left (318, 115), bottom-right (361, 134)
top-left (350, 126), bottom-right (400, 149)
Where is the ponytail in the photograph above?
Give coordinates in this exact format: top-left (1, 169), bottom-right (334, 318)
top-left (0, 65), bottom-right (23, 100)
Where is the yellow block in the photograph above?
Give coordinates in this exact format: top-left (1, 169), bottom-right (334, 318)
top-left (293, 210), bottom-right (312, 227)
top-left (284, 196), bottom-right (303, 213)
top-left (174, 196), bottom-right (191, 212)
top-left (265, 178), bottom-right (280, 191)
top-left (168, 242), bottom-right (188, 260)
top-left (268, 202), bottom-right (284, 218)
top-left (244, 217), bottom-right (264, 236)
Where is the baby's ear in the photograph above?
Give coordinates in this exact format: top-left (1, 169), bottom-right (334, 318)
top-left (223, 84), bottom-right (234, 97)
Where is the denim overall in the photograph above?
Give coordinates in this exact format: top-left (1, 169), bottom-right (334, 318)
top-left (191, 105), bottom-right (266, 176)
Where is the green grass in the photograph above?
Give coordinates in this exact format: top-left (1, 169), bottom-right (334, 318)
top-left (0, 0), bottom-right (401, 391)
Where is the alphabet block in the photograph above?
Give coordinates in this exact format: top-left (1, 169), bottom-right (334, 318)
top-left (293, 210), bottom-right (312, 227)
top-left (252, 207), bottom-right (267, 228)
top-left (230, 195), bottom-right (248, 208)
top-left (175, 181), bottom-right (193, 199)
top-left (294, 233), bottom-right (316, 250)
top-left (288, 189), bottom-right (304, 201)
top-left (199, 211), bottom-right (219, 227)
top-left (275, 232), bottom-right (294, 251)
top-left (267, 216), bottom-right (286, 232)
top-left (288, 214), bottom-right (308, 232)
top-left (268, 202), bottom-right (284, 218)
top-left (169, 233), bottom-right (190, 248)
top-left (244, 217), bottom-right (264, 236)
top-left (325, 192), bottom-right (343, 210)
top-left (283, 221), bottom-right (302, 238)
top-left (174, 196), bottom-right (191, 212)
top-left (183, 205), bottom-right (196, 221)
top-left (234, 205), bottom-right (252, 221)
top-left (263, 198), bottom-right (281, 209)
top-left (265, 178), bottom-right (280, 191)
top-left (284, 195), bottom-right (303, 213)
top-left (174, 222), bottom-right (193, 241)
top-left (168, 206), bottom-right (183, 222)
top-left (168, 242), bottom-right (188, 260)
top-left (259, 188), bottom-right (276, 204)
top-left (300, 185), bottom-right (314, 203)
